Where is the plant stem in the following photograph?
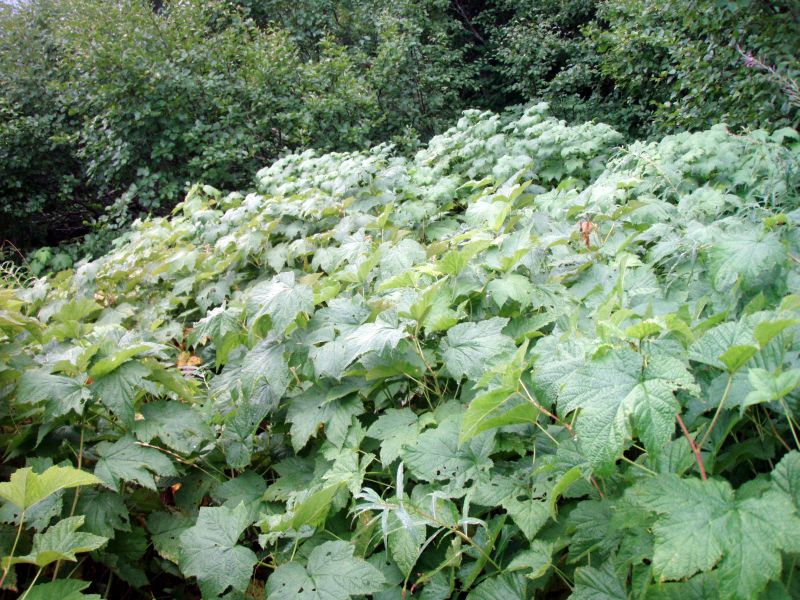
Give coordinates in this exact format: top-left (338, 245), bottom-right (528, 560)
top-left (19, 567), bottom-right (42, 600)
top-left (0, 509), bottom-right (25, 588)
top-left (765, 407), bottom-right (792, 452)
top-left (620, 455), bottom-right (656, 476)
top-left (779, 398), bottom-right (800, 449)
top-left (697, 373), bottom-right (733, 452)
top-left (54, 421), bottom-right (86, 580)
top-left (677, 412), bottom-right (707, 481)
top-left (412, 333), bottom-right (442, 398)
top-left (519, 379), bottom-right (574, 436)
top-left (102, 569), bottom-right (113, 599)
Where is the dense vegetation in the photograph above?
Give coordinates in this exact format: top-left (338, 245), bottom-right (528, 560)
top-left (1, 0), bottom-right (798, 256)
top-left (2, 102), bottom-right (800, 598)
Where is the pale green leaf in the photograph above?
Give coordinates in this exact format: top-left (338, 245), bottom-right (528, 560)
top-left (240, 338), bottom-right (290, 400)
top-left (7, 516), bottom-right (107, 567)
top-left (312, 321), bottom-right (407, 379)
top-left (366, 408), bottom-right (420, 467)
top-left (506, 540), bottom-right (553, 579)
top-left (744, 368), bottom-right (800, 408)
top-left (486, 274), bottom-right (533, 308)
top-left (440, 318), bottom-right (515, 380)
top-left (772, 451), bottom-right (800, 510)
top-left (265, 541), bottom-right (385, 600)
top-left (246, 272), bottom-right (314, 333)
top-left (466, 573), bottom-right (527, 600)
top-left (559, 349), bottom-right (695, 471)
top-left (631, 474), bottom-right (800, 599)
top-left (707, 231), bottom-right (783, 291)
top-left (460, 388), bottom-right (537, 442)
top-left (386, 508), bottom-right (425, 578)
top-left (287, 393), bottom-right (363, 452)
top-left (89, 343), bottom-right (156, 378)
top-left (502, 495), bottom-right (549, 541)
top-left (23, 579), bottom-right (101, 600)
top-left (0, 465), bottom-right (101, 511)
top-left (689, 318), bottom-right (757, 370)
top-left (402, 418), bottom-right (494, 483)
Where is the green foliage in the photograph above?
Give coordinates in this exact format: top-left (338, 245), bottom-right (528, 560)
top-left (4, 0), bottom-right (799, 253)
top-left (0, 466), bottom-right (101, 511)
top-left (0, 0), bottom-right (473, 250)
top-left (265, 540), bottom-right (385, 599)
top-left (178, 503), bottom-right (257, 597)
top-left (6, 516), bottom-right (107, 568)
top-left (2, 105), bottom-right (800, 598)
top-left (586, 0), bottom-right (800, 135)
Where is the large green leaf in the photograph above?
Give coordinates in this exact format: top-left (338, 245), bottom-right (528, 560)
top-left (631, 474), bottom-right (800, 599)
top-left (402, 417), bottom-right (494, 484)
top-left (287, 392), bottom-right (364, 452)
top-left (689, 318), bottom-right (757, 370)
top-left (15, 371), bottom-right (90, 417)
top-left (744, 368), bottom-right (800, 408)
top-left (466, 573), bottom-right (527, 600)
top-left (460, 388), bottom-right (537, 443)
top-left (366, 408), bottom-right (420, 467)
top-left (179, 503), bottom-right (257, 598)
top-left (486, 273), bottom-right (534, 308)
top-left (386, 509), bottom-right (425, 578)
top-left (246, 272), bottom-right (314, 333)
top-left (94, 436), bottom-right (177, 490)
top-left (312, 320), bottom-right (407, 379)
top-left (89, 343), bottom-right (157, 379)
top-left (570, 562), bottom-right (627, 600)
top-left (6, 516), bottom-right (107, 567)
top-left (74, 488), bottom-right (130, 539)
top-left (707, 231), bottom-right (784, 291)
top-left (265, 541), bottom-right (385, 600)
top-left (220, 395), bottom-right (273, 469)
top-left (91, 361), bottom-right (151, 428)
top-left (440, 317), bottom-right (516, 380)
top-left (240, 337), bottom-right (290, 400)
top-left (147, 511), bottom-right (193, 564)
top-left (558, 349), bottom-right (696, 471)
top-left (0, 465), bottom-right (101, 511)
top-left (772, 451), bottom-right (800, 510)
top-left (133, 400), bottom-right (213, 455)
top-left (23, 579), bottom-right (101, 600)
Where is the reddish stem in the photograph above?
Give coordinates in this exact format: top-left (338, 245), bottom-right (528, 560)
top-left (676, 413), bottom-right (707, 481)
top-left (589, 476), bottom-right (605, 499)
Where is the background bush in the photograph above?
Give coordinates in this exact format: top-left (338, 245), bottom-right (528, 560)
top-left (0, 0), bottom-right (798, 254)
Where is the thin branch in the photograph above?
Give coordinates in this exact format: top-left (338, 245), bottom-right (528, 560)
top-left (518, 379), bottom-right (575, 436)
top-left (676, 413), bottom-right (707, 481)
top-left (452, 0), bottom-right (485, 43)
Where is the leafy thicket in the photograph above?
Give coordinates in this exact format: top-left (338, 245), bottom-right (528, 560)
top-left (2, 0), bottom-right (798, 255)
top-left (2, 103), bottom-right (800, 598)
